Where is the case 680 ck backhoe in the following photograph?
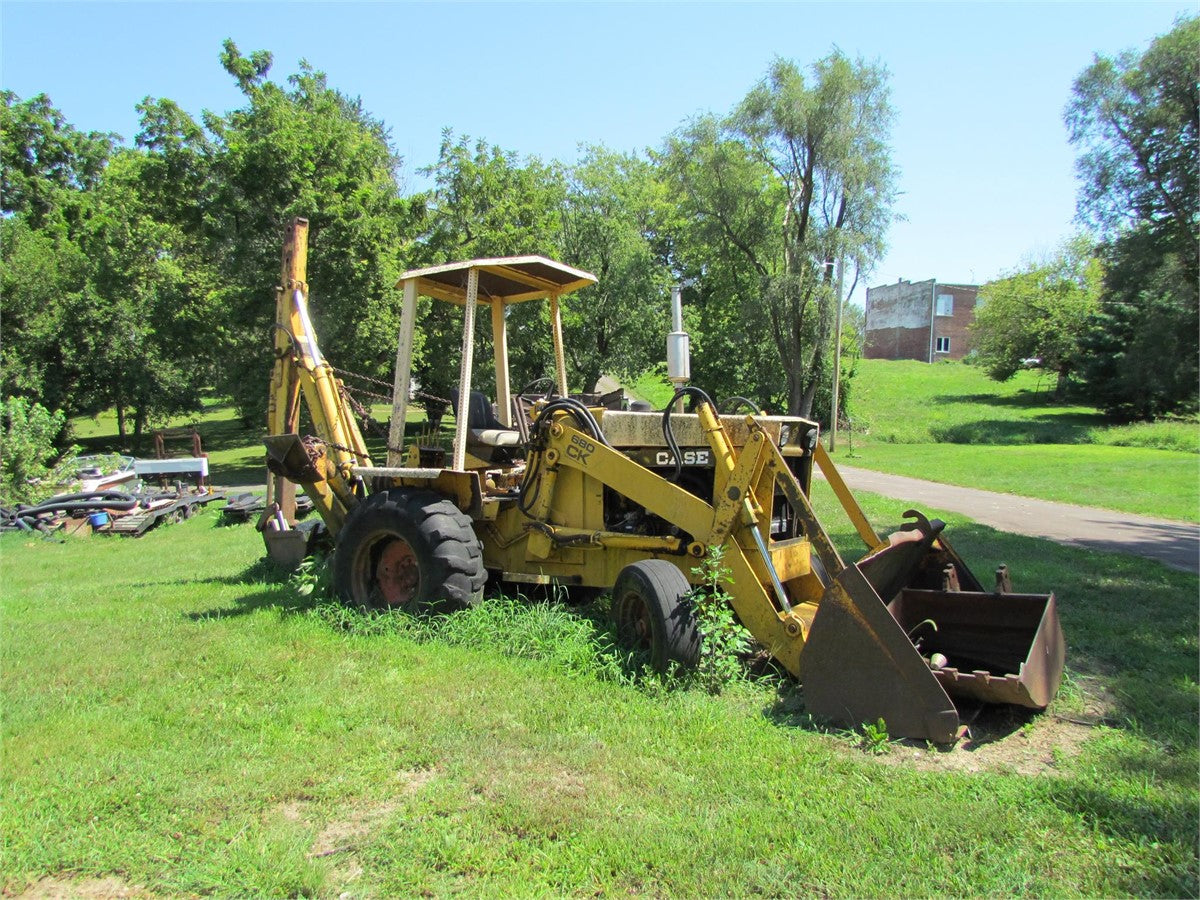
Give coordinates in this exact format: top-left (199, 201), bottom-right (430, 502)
top-left (262, 218), bottom-right (1064, 744)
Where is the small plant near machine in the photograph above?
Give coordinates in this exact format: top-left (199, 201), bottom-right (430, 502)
top-left (0, 396), bottom-right (78, 506)
top-left (687, 545), bottom-right (754, 692)
top-left (289, 553), bottom-right (333, 601)
top-left (860, 717), bottom-right (892, 755)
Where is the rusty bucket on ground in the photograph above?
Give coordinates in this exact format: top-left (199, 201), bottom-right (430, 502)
top-left (799, 511), bottom-right (1065, 744)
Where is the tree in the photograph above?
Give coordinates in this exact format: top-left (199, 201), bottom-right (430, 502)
top-left (78, 150), bottom-right (218, 440)
top-left (1077, 226), bottom-right (1197, 419)
top-left (0, 92), bottom-right (114, 421)
top-left (971, 237), bottom-right (1102, 392)
top-left (0, 215), bottom-right (93, 418)
top-left (136, 40), bottom-right (412, 423)
top-left (412, 132), bottom-right (567, 407)
top-left (1065, 16), bottom-right (1199, 418)
top-left (1066, 15), bottom-right (1198, 264)
top-left (662, 53), bottom-right (896, 418)
top-left (559, 146), bottom-right (672, 393)
top-left (0, 91), bottom-right (113, 229)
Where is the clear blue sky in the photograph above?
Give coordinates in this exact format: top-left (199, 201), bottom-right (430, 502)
top-left (3, 1), bottom-right (1190, 300)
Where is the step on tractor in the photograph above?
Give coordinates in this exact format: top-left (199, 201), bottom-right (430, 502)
top-left (261, 218), bottom-right (1064, 744)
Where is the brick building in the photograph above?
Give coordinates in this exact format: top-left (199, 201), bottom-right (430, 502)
top-left (863, 279), bottom-right (979, 362)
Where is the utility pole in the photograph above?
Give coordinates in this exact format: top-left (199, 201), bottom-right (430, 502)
top-left (829, 254), bottom-right (845, 453)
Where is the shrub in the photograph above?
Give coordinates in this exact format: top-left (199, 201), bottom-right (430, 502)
top-left (687, 545), bottom-right (754, 692)
top-left (0, 395), bottom-right (74, 506)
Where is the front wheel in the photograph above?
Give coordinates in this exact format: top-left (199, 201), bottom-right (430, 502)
top-left (612, 560), bottom-right (700, 671)
top-left (333, 489), bottom-right (486, 612)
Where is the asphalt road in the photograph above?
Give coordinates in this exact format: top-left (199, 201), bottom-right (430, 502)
top-left (820, 465), bottom-right (1199, 574)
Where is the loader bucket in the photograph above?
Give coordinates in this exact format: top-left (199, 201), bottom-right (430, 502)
top-left (800, 565), bottom-right (961, 744)
top-left (799, 513), bottom-right (1065, 743)
top-left (263, 526), bottom-right (309, 570)
top-left (888, 589), bottom-right (1064, 709)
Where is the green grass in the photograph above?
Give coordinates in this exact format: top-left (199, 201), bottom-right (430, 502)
top-left (838, 443), bottom-right (1199, 522)
top-left (71, 399), bottom-right (268, 489)
top-left (621, 359), bottom-right (1198, 519)
top-left (836, 359), bottom-right (1200, 521)
top-left (3, 492), bottom-right (1196, 897)
top-left (627, 368), bottom-right (677, 408)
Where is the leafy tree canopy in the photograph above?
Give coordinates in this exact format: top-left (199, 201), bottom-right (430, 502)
top-left (663, 52), bottom-right (896, 419)
top-left (1065, 16), bottom-right (1199, 419)
top-left (972, 236), bottom-right (1102, 390)
top-left (0, 90), bottom-right (115, 229)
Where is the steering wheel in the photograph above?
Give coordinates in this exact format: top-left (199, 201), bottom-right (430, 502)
top-left (518, 376), bottom-right (558, 399)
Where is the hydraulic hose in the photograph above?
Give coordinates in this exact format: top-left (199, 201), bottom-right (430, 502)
top-left (720, 395), bottom-right (762, 415)
top-left (661, 386), bottom-right (715, 483)
top-left (519, 396), bottom-right (610, 515)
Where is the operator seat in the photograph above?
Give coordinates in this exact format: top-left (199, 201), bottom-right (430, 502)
top-left (449, 390), bottom-right (523, 462)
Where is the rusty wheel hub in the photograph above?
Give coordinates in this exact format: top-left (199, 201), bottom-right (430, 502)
top-left (617, 592), bottom-right (652, 649)
top-left (375, 538), bottom-right (419, 606)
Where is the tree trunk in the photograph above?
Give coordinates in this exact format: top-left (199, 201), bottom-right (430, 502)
top-left (1054, 365), bottom-right (1071, 399)
top-left (787, 368), bottom-right (806, 417)
top-left (796, 336), bottom-right (826, 420)
top-left (133, 405), bottom-right (148, 449)
top-left (115, 405), bottom-right (127, 441)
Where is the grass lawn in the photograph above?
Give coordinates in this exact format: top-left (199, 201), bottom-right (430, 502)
top-left (836, 442), bottom-right (1199, 523)
top-left (839, 360), bottom-right (1199, 522)
top-left (3, 486), bottom-right (1196, 897)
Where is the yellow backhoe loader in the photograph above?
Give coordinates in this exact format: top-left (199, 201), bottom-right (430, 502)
top-left (261, 218), bottom-right (1064, 744)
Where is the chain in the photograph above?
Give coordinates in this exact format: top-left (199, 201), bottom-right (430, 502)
top-left (328, 364), bottom-right (451, 408)
top-left (329, 364), bottom-right (393, 391)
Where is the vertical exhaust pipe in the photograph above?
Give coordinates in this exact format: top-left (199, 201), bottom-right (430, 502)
top-left (667, 285), bottom-right (690, 404)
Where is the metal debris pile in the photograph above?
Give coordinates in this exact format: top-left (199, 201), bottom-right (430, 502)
top-left (1, 488), bottom-right (225, 538)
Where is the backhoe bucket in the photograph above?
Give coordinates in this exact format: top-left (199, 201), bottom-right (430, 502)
top-left (263, 525), bottom-right (309, 569)
top-left (799, 513), bottom-right (1065, 743)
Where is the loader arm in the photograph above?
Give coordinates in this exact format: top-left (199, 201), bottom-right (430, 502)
top-left (540, 416), bottom-right (820, 675)
top-left (261, 218), bottom-right (370, 554)
top-left (538, 397), bottom-right (1063, 744)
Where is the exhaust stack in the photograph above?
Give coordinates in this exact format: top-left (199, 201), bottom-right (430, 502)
top-left (666, 284), bottom-right (690, 388)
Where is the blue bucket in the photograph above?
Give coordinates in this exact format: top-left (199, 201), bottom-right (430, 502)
top-left (88, 511), bottom-right (110, 529)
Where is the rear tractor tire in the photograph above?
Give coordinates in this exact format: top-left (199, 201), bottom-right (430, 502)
top-left (612, 560), bottom-right (700, 671)
top-left (333, 489), bottom-right (486, 612)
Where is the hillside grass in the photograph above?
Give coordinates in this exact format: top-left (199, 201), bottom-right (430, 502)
top-left (838, 360), bottom-right (1199, 522)
top-left (2, 486), bottom-right (1197, 897)
top-left (841, 443), bottom-right (1198, 522)
top-left (848, 359), bottom-right (1198, 452)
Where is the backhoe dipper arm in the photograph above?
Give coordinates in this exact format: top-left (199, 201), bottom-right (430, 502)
top-left (262, 218), bottom-right (371, 536)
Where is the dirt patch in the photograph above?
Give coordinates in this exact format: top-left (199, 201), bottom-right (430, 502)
top-left (309, 798), bottom-right (404, 857)
top-left (877, 715), bottom-right (1097, 775)
top-left (258, 769), bottom-right (440, 895)
top-left (265, 766), bottom-right (441, 857)
top-left (11, 876), bottom-right (152, 899)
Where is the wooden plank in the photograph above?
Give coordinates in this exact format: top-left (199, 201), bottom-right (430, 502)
top-left (491, 299), bottom-right (511, 427)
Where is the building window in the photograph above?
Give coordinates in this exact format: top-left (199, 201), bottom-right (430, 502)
top-left (935, 293), bottom-right (954, 316)
top-left (935, 337), bottom-right (951, 353)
